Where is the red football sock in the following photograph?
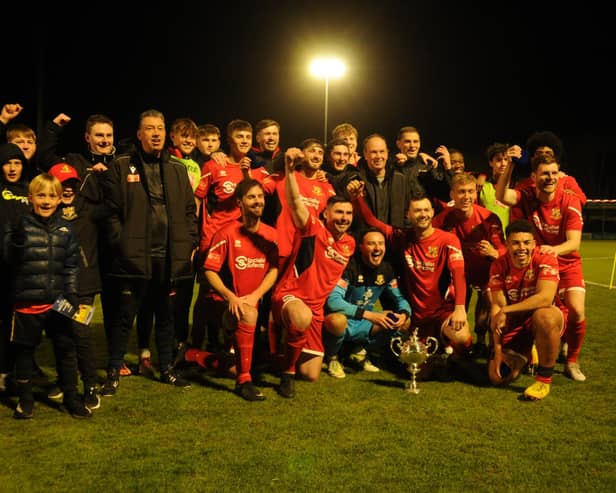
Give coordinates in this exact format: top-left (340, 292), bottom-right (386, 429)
top-left (235, 322), bottom-right (255, 384)
top-left (536, 375), bottom-right (553, 385)
top-left (281, 322), bottom-right (306, 374)
top-left (267, 315), bottom-right (280, 355)
top-left (565, 319), bottom-right (586, 363)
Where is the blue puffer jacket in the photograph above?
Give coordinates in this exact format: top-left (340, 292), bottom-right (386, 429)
top-left (3, 211), bottom-right (79, 304)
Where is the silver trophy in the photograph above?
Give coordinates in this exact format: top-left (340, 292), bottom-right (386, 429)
top-left (390, 328), bottom-right (439, 393)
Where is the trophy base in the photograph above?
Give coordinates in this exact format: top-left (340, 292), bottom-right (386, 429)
top-left (404, 381), bottom-right (421, 394)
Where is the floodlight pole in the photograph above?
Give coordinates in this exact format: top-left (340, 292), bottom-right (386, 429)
top-left (310, 57), bottom-right (345, 144)
top-left (323, 77), bottom-right (329, 145)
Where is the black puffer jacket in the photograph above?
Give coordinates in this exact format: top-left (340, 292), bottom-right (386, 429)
top-left (4, 211), bottom-right (79, 304)
top-left (102, 148), bottom-right (198, 281)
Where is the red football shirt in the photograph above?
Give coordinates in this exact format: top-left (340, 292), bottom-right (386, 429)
top-left (433, 203), bottom-right (506, 287)
top-left (488, 247), bottom-right (561, 327)
top-left (354, 197), bottom-right (466, 320)
top-left (204, 221), bottom-right (279, 299)
top-left (514, 186), bottom-right (583, 272)
top-left (273, 214), bottom-right (355, 312)
top-left (195, 159), bottom-right (270, 252)
top-left (271, 173), bottom-right (336, 258)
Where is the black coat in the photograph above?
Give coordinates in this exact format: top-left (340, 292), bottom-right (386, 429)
top-left (358, 162), bottom-right (410, 229)
top-left (102, 148), bottom-right (198, 281)
top-left (0, 179), bottom-right (30, 229)
top-left (0, 179), bottom-right (31, 305)
top-left (57, 193), bottom-right (107, 296)
top-left (38, 120), bottom-right (112, 204)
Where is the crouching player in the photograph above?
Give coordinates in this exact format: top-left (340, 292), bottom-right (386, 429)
top-left (323, 227), bottom-right (411, 378)
top-left (487, 219), bottom-right (566, 400)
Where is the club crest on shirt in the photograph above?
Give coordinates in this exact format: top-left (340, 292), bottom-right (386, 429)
top-left (61, 206), bottom-right (78, 220)
top-left (127, 166), bottom-right (140, 182)
top-left (341, 244), bottom-right (351, 256)
top-left (312, 185), bottom-right (323, 196)
top-left (427, 246), bottom-right (438, 258)
top-left (551, 208), bottom-right (561, 219)
top-left (325, 245), bottom-right (349, 265)
top-left (524, 268), bottom-right (535, 281)
top-left (234, 239), bottom-right (242, 248)
top-left (375, 274), bottom-right (385, 286)
top-left (357, 274), bottom-right (364, 284)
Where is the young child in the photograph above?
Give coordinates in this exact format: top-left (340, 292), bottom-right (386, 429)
top-left (2, 173), bottom-right (90, 419)
top-left (0, 143), bottom-right (31, 392)
top-left (48, 162), bottom-right (104, 411)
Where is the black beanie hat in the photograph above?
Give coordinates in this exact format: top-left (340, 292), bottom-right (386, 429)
top-left (0, 143), bottom-right (26, 165)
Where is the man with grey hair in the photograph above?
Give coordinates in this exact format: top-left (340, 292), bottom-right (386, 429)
top-left (101, 109), bottom-right (198, 396)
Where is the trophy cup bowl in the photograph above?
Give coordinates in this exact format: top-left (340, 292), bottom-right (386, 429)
top-left (390, 328), bottom-right (439, 393)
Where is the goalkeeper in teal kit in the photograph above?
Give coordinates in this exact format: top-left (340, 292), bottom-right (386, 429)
top-left (323, 227), bottom-right (411, 379)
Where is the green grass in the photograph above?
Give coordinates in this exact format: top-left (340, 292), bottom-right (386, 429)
top-left (1, 241), bottom-right (615, 492)
top-left (580, 240), bottom-right (616, 287)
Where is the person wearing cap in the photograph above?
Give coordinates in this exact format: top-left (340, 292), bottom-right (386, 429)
top-left (47, 162), bottom-right (105, 411)
top-left (0, 143), bottom-right (31, 393)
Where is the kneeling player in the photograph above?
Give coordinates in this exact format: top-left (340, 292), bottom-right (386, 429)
top-left (487, 220), bottom-right (566, 400)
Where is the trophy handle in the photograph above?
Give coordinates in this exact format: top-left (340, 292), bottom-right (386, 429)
top-left (390, 336), bottom-right (403, 357)
top-left (425, 336), bottom-right (439, 356)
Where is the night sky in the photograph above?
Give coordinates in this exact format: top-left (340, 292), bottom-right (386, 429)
top-left (4, 2), bottom-right (614, 197)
